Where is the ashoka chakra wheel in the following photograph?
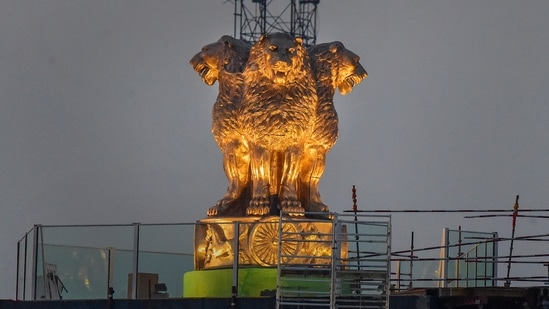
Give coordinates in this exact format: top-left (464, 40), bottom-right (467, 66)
top-left (248, 217), bottom-right (301, 266)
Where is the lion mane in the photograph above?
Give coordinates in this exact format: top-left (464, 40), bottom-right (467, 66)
top-left (190, 35), bottom-right (252, 216)
top-left (190, 35), bottom-right (251, 149)
top-left (298, 41), bottom-right (368, 213)
top-left (241, 33), bottom-right (317, 150)
top-left (306, 41), bottom-right (368, 148)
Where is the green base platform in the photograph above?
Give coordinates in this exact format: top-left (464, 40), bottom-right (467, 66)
top-left (183, 268), bottom-right (331, 297)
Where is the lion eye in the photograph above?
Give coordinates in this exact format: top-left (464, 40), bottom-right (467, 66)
top-left (269, 45), bottom-right (278, 51)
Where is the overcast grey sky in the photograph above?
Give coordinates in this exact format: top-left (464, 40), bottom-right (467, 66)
top-left (1, 0), bottom-right (548, 299)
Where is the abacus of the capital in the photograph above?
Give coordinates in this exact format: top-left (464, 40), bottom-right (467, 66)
top-left (188, 33), bottom-right (366, 272)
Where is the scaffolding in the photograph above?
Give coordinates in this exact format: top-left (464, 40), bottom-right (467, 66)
top-left (276, 212), bottom-right (391, 309)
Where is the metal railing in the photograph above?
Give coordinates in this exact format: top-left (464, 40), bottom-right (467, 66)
top-left (276, 212), bottom-right (391, 309)
top-left (16, 209), bottom-right (549, 302)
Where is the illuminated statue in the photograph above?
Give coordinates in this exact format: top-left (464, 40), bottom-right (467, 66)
top-left (300, 42), bottom-right (367, 213)
top-left (190, 35), bottom-right (251, 216)
top-left (241, 33), bottom-right (318, 216)
top-left (190, 33), bottom-right (366, 217)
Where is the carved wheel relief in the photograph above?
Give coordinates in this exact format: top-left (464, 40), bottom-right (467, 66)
top-left (248, 217), bottom-right (301, 266)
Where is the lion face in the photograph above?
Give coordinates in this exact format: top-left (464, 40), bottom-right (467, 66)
top-left (328, 42), bottom-right (367, 95)
top-left (190, 35), bottom-right (250, 86)
top-left (249, 33), bottom-right (307, 85)
top-left (309, 41), bottom-right (368, 95)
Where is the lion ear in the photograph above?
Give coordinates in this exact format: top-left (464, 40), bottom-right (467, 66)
top-left (220, 35), bottom-right (233, 48)
top-left (258, 34), bottom-right (269, 43)
top-left (329, 41), bottom-right (344, 53)
top-left (295, 37), bottom-right (303, 45)
top-left (221, 35), bottom-right (233, 48)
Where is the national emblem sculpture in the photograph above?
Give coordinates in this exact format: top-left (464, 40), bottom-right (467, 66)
top-left (185, 34), bottom-right (367, 297)
top-left (190, 33), bottom-right (367, 218)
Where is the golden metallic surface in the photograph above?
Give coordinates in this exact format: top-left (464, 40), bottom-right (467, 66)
top-left (194, 216), bottom-right (346, 270)
top-left (190, 36), bottom-right (251, 217)
top-left (300, 42), bottom-right (368, 212)
top-left (248, 217), bottom-right (300, 266)
top-left (190, 34), bottom-right (366, 217)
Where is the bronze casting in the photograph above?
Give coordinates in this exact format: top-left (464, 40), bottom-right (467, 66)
top-left (194, 216), bottom-right (339, 270)
top-left (190, 33), bottom-right (367, 218)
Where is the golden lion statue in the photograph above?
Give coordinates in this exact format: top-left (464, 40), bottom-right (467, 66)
top-left (299, 41), bottom-right (368, 213)
top-left (190, 34), bottom-right (367, 217)
top-left (190, 35), bottom-right (251, 216)
top-left (240, 33), bottom-right (318, 216)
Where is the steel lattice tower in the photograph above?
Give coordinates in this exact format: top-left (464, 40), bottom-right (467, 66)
top-left (231, 0), bottom-right (320, 46)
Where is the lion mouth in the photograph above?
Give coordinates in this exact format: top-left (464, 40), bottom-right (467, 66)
top-left (271, 62), bottom-right (292, 84)
top-left (273, 70), bottom-right (288, 84)
top-left (346, 74), bottom-right (363, 87)
top-left (339, 73), bottom-right (367, 95)
top-left (193, 62), bottom-right (218, 86)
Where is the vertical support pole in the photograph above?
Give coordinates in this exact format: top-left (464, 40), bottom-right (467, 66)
top-left (441, 228), bottom-right (449, 288)
top-left (457, 226), bottom-right (462, 288)
top-left (483, 240), bottom-right (488, 287)
top-left (231, 222), bottom-right (240, 309)
top-left (276, 212), bottom-right (284, 309)
top-left (107, 247), bottom-right (114, 301)
top-left (544, 263), bottom-right (549, 286)
top-left (31, 225), bottom-right (39, 300)
top-left (233, 0), bottom-right (238, 39)
top-left (387, 216), bottom-right (392, 308)
top-left (329, 213), bottom-right (338, 309)
top-left (260, 1), bottom-right (266, 37)
top-left (131, 223), bottom-right (140, 299)
top-left (352, 186), bottom-right (361, 271)
top-left (396, 260), bottom-right (401, 291)
top-left (492, 232), bottom-right (498, 287)
top-left (505, 195), bottom-right (519, 287)
top-left (16, 240), bottom-right (20, 300)
top-left (409, 231), bottom-right (414, 288)
top-left (290, 0), bottom-right (295, 37)
top-left (23, 233), bottom-right (28, 300)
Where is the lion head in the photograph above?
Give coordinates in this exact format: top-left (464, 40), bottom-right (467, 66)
top-left (308, 41), bottom-right (367, 95)
top-left (246, 33), bottom-right (309, 85)
top-left (190, 35), bottom-right (250, 86)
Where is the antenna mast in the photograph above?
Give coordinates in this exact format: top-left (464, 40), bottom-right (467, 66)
top-left (232, 0), bottom-right (320, 46)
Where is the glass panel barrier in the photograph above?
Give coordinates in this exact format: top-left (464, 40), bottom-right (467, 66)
top-left (37, 225), bottom-right (134, 300)
top-left (16, 229), bottom-right (35, 300)
top-left (136, 224), bottom-right (196, 299)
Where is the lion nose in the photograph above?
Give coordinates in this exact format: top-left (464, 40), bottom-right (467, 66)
top-left (279, 51), bottom-right (291, 62)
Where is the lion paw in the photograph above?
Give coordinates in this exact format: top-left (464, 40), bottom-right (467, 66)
top-left (207, 204), bottom-right (224, 217)
top-left (246, 198), bottom-right (270, 216)
top-left (280, 198), bottom-right (305, 216)
top-left (206, 199), bottom-right (234, 217)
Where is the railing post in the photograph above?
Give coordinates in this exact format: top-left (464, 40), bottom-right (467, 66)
top-left (107, 247), bottom-right (115, 300)
top-left (441, 228), bottom-right (449, 288)
top-left (131, 223), bottom-right (140, 299)
top-left (22, 232), bottom-right (29, 300)
top-left (31, 225), bottom-right (40, 300)
top-left (231, 222), bottom-right (239, 308)
top-left (330, 213), bottom-right (338, 309)
top-left (492, 232), bottom-right (498, 287)
top-left (16, 240), bottom-right (20, 300)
